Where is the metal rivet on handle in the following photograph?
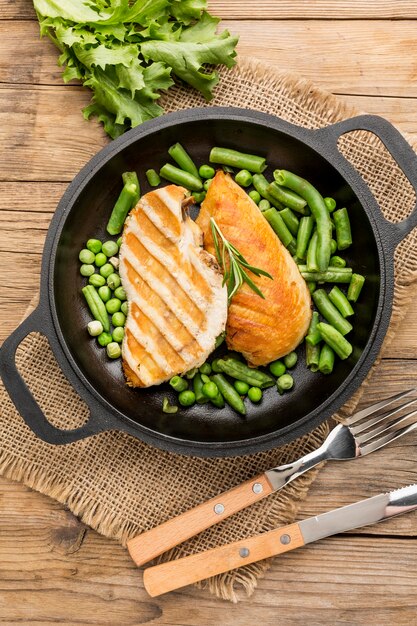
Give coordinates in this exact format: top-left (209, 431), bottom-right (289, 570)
top-left (252, 482), bottom-right (263, 494)
top-left (280, 534), bottom-right (291, 545)
top-left (239, 548), bottom-right (250, 558)
top-left (214, 503), bottom-right (225, 515)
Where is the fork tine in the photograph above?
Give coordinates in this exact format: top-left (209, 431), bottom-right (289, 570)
top-left (355, 408), bottom-right (417, 445)
top-left (360, 420), bottom-right (417, 456)
top-left (349, 397), bottom-right (417, 435)
top-left (347, 388), bottom-right (416, 425)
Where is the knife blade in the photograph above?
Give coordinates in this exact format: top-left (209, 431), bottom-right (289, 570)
top-left (143, 484), bottom-right (417, 597)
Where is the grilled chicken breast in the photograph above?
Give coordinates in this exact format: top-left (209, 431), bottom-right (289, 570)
top-left (196, 171), bottom-right (312, 366)
top-left (119, 185), bottom-right (228, 387)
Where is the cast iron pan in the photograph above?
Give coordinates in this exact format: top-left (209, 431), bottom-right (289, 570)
top-left (1, 108), bottom-right (417, 457)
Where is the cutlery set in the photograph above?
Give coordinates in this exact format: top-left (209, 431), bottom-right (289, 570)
top-left (126, 389), bottom-right (417, 596)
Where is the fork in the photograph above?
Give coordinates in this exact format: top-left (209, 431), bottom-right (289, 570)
top-left (127, 389), bottom-right (417, 567)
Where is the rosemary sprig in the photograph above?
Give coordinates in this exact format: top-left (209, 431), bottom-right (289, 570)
top-left (210, 218), bottom-right (273, 301)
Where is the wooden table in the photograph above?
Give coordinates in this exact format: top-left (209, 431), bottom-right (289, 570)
top-left (2, 1), bottom-right (417, 623)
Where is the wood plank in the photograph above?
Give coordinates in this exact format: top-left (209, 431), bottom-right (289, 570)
top-left (1, 477), bottom-right (417, 624)
top-left (3, 0), bottom-right (417, 21)
top-left (3, 20), bottom-right (417, 98)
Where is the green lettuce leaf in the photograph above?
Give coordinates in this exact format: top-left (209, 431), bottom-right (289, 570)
top-left (170, 0), bottom-right (207, 24)
top-left (73, 42), bottom-right (138, 69)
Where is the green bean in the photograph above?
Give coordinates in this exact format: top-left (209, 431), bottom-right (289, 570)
top-left (274, 170), bottom-right (332, 271)
top-left (145, 168), bottom-right (161, 187)
top-left (263, 208), bottom-right (295, 249)
top-left (249, 190), bottom-right (261, 204)
top-left (106, 341), bottom-right (121, 359)
top-left (112, 327), bottom-right (124, 343)
top-left (199, 164), bottom-right (215, 179)
top-left (217, 358), bottom-right (275, 388)
top-left (234, 380), bottom-right (250, 395)
top-left (306, 341), bottom-right (321, 372)
top-left (252, 174), bottom-right (283, 208)
top-left (306, 230), bottom-right (319, 272)
top-left (298, 266), bottom-right (353, 283)
top-left (201, 373), bottom-right (211, 384)
top-left (117, 236), bottom-right (122, 248)
top-left (192, 191), bottom-right (206, 204)
top-left (284, 351), bottom-right (298, 368)
top-left (79, 249), bottom-right (96, 264)
top-left (86, 239), bottom-right (102, 254)
top-left (87, 320), bottom-right (103, 337)
top-left (329, 255), bottom-right (346, 268)
top-left (82, 285), bottom-right (110, 332)
top-left (330, 239), bottom-right (337, 255)
top-left (312, 289), bottom-right (353, 336)
top-left (211, 373), bottom-right (246, 415)
top-left (199, 363), bottom-right (212, 375)
top-left (100, 263), bottom-right (114, 279)
top-left (112, 312), bottom-right (126, 327)
top-left (215, 332), bottom-right (225, 349)
top-left (328, 286), bottom-right (354, 318)
top-left (258, 199), bottom-right (270, 212)
top-left (89, 273), bottom-right (106, 288)
top-left (185, 367), bottom-right (198, 379)
top-left (114, 286), bottom-right (126, 301)
top-left (178, 390), bottom-right (196, 407)
top-left (97, 331), bottom-right (112, 347)
top-left (324, 197), bottom-right (337, 212)
top-left (193, 373), bottom-right (209, 404)
top-left (269, 179), bottom-right (308, 214)
top-left (269, 360), bottom-right (286, 377)
top-left (95, 252), bottom-right (107, 268)
top-left (105, 298), bottom-right (121, 315)
top-left (168, 143), bottom-right (200, 180)
top-left (307, 281), bottom-right (317, 294)
top-left (318, 343), bottom-right (335, 374)
top-left (277, 373), bottom-right (294, 394)
top-left (202, 381), bottom-right (218, 399)
top-left (248, 387), bottom-right (262, 402)
top-left (80, 264), bottom-right (95, 277)
top-left (305, 311), bottom-right (321, 346)
top-left (121, 301), bottom-right (129, 316)
top-left (209, 147), bottom-right (266, 174)
top-left (279, 208), bottom-right (300, 236)
top-left (333, 207), bottom-right (352, 250)
top-left (317, 322), bottom-right (353, 360)
top-left (98, 286), bottom-right (112, 303)
top-left (159, 163), bottom-right (203, 191)
top-left (169, 375), bottom-right (188, 393)
top-left (162, 397), bottom-right (178, 414)
top-left (102, 240), bottom-right (119, 257)
top-left (347, 273), bottom-right (365, 302)
top-left (235, 169), bottom-right (253, 187)
top-left (210, 391), bottom-right (225, 408)
top-left (211, 358), bottom-right (222, 373)
top-left (107, 172), bottom-right (140, 236)
top-left (296, 216), bottom-right (314, 259)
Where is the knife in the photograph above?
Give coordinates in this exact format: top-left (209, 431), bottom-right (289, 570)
top-left (142, 484), bottom-right (417, 597)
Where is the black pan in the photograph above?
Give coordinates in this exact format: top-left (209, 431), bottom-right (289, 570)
top-left (1, 108), bottom-right (417, 457)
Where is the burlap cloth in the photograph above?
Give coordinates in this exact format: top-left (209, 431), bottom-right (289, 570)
top-left (1, 58), bottom-right (417, 603)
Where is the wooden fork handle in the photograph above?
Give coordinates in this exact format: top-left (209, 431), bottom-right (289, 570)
top-left (143, 522), bottom-right (305, 597)
top-left (127, 473), bottom-right (273, 567)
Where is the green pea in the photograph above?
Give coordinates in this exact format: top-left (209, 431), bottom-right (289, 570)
top-left (199, 164), bottom-right (215, 179)
top-left (203, 178), bottom-right (213, 191)
top-left (86, 239), bottom-right (102, 254)
top-left (202, 381), bottom-right (218, 399)
top-left (200, 363), bottom-right (212, 375)
top-left (248, 387), bottom-right (262, 402)
top-left (211, 358), bottom-right (222, 373)
top-left (121, 301), bottom-right (129, 315)
top-left (269, 360), bottom-right (286, 377)
top-left (80, 264), bottom-right (95, 277)
top-left (277, 373), bottom-right (294, 394)
top-left (102, 240), bottom-right (119, 257)
top-left (100, 263), bottom-right (114, 278)
top-left (234, 380), bottom-right (249, 395)
top-left (178, 390), bottom-right (196, 407)
top-left (79, 249), bottom-right (95, 264)
top-left (114, 286), bottom-right (126, 301)
top-left (192, 191), bottom-right (206, 204)
top-left (87, 320), bottom-right (103, 337)
top-left (106, 298), bottom-right (121, 314)
top-left (97, 331), bottom-right (112, 347)
top-left (88, 273), bottom-right (106, 287)
top-left (284, 352), bottom-right (298, 369)
top-left (107, 273), bottom-right (121, 290)
top-left (117, 236), bottom-right (122, 248)
top-left (235, 169), bottom-right (253, 187)
top-left (259, 199), bottom-right (270, 211)
top-left (95, 252), bottom-right (107, 268)
top-left (330, 239), bottom-right (338, 255)
top-left (112, 312), bottom-right (126, 327)
top-left (98, 285), bottom-right (112, 303)
top-left (112, 327), bottom-right (125, 343)
top-left (248, 190), bottom-right (261, 204)
top-left (107, 341), bottom-right (121, 358)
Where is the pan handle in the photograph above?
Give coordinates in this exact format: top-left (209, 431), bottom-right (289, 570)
top-left (0, 304), bottom-right (109, 444)
top-left (315, 114), bottom-right (417, 248)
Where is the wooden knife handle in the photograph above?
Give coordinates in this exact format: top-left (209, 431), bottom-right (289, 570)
top-left (143, 522), bottom-right (305, 597)
top-left (127, 473), bottom-right (273, 567)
